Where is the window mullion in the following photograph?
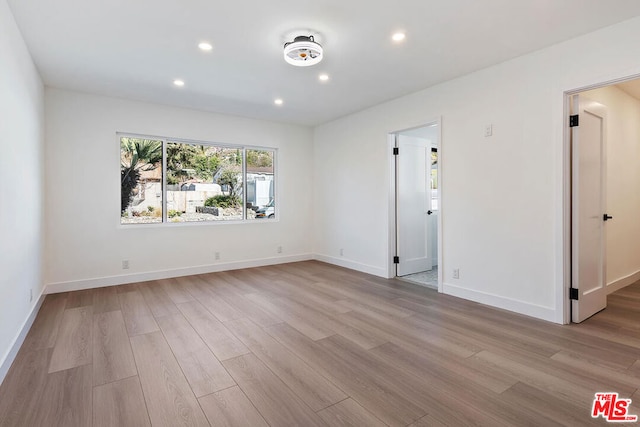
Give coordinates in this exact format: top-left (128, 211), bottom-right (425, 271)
top-left (162, 139), bottom-right (168, 223)
top-left (242, 148), bottom-right (247, 221)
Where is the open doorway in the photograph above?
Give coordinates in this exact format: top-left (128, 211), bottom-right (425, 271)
top-left (392, 122), bottom-right (441, 290)
top-left (567, 77), bottom-right (640, 322)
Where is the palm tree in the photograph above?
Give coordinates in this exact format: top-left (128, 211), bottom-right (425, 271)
top-left (120, 138), bottom-right (162, 213)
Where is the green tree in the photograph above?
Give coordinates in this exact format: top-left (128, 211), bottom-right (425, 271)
top-left (120, 138), bottom-right (162, 213)
top-left (217, 165), bottom-right (241, 206)
top-left (193, 151), bottom-right (221, 182)
top-left (246, 150), bottom-right (273, 168)
top-left (166, 143), bottom-right (195, 185)
top-left (166, 143), bottom-right (221, 185)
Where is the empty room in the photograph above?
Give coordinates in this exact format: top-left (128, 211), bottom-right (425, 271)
top-left (2, 0), bottom-right (640, 425)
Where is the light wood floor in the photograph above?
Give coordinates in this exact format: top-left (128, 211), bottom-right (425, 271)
top-left (1, 261), bottom-right (639, 426)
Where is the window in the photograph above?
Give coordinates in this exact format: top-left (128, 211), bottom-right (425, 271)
top-left (165, 143), bottom-right (243, 222)
top-left (246, 150), bottom-right (275, 219)
top-left (120, 137), bottom-right (163, 224)
top-left (120, 135), bottom-right (276, 225)
top-left (430, 147), bottom-right (438, 210)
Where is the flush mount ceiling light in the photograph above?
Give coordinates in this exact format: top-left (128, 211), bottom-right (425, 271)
top-left (283, 35), bottom-right (323, 67)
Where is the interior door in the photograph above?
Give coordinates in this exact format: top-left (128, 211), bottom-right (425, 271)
top-left (428, 148), bottom-right (438, 267)
top-left (397, 134), bottom-right (431, 276)
top-left (572, 95), bottom-right (608, 323)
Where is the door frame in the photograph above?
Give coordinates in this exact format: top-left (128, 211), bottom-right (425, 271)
top-left (388, 118), bottom-right (443, 292)
top-left (562, 74), bottom-right (640, 324)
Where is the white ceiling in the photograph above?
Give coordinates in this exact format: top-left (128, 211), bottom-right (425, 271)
top-left (7, 0), bottom-right (640, 126)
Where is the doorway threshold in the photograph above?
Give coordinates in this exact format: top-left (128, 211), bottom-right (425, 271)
top-left (398, 267), bottom-right (438, 290)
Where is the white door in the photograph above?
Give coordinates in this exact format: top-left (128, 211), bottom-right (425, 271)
top-left (427, 148), bottom-right (438, 267)
top-left (397, 134), bottom-right (431, 276)
top-left (571, 95), bottom-right (608, 323)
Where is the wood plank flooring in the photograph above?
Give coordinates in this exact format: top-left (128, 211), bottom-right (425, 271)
top-left (1, 260), bottom-right (640, 426)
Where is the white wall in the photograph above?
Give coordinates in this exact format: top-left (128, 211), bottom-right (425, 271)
top-left (0, 0), bottom-right (44, 382)
top-left (44, 89), bottom-right (313, 291)
top-left (313, 16), bottom-right (640, 323)
top-left (582, 85), bottom-right (640, 291)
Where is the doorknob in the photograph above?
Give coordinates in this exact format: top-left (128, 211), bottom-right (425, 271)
top-left (603, 214), bottom-right (613, 221)
top-left (427, 210), bottom-right (433, 215)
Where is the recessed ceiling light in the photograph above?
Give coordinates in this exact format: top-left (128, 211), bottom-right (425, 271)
top-left (319, 74), bottom-right (329, 82)
top-left (392, 32), bottom-right (406, 42)
top-left (274, 98), bottom-right (283, 105)
top-left (173, 79), bottom-right (185, 87)
top-left (198, 42), bottom-right (213, 51)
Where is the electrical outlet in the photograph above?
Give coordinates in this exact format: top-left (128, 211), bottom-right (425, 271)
top-left (484, 124), bottom-right (493, 137)
top-left (277, 246), bottom-right (283, 254)
top-left (214, 252), bottom-right (220, 260)
top-left (122, 260), bottom-right (130, 270)
top-left (453, 268), bottom-right (460, 279)
top-left (340, 248), bottom-right (344, 256)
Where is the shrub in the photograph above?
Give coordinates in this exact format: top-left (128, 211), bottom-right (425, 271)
top-left (168, 210), bottom-right (182, 218)
top-left (204, 194), bottom-right (241, 208)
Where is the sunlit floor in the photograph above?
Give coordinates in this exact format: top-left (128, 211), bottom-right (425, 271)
top-left (400, 267), bottom-right (438, 289)
top-left (3, 262), bottom-right (639, 426)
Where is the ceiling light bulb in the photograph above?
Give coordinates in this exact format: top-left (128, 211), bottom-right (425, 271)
top-left (173, 79), bottom-right (185, 87)
top-left (198, 42), bottom-right (213, 51)
top-left (392, 32), bottom-right (406, 42)
top-left (274, 98), bottom-right (283, 105)
top-left (319, 74), bottom-right (329, 81)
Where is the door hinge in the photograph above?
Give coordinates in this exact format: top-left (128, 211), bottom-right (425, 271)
top-left (393, 147), bottom-right (399, 155)
top-left (569, 288), bottom-right (579, 300)
top-left (569, 114), bottom-right (579, 127)
top-left (393, 256), bottom-right (399, 264)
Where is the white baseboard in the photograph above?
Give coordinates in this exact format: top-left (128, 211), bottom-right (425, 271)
top-left (313, 254), bottom-right (388, 278)
top-left (607, 269), bottom-right (640, 295)
top-left (442, 282), bottom-right (558, 323)
top-left (0, 292), bottom-right (45, 387)
top-left (43, 254), bottom-right (565, 327)
top-left (45, 253), bottom-right (314, 294)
